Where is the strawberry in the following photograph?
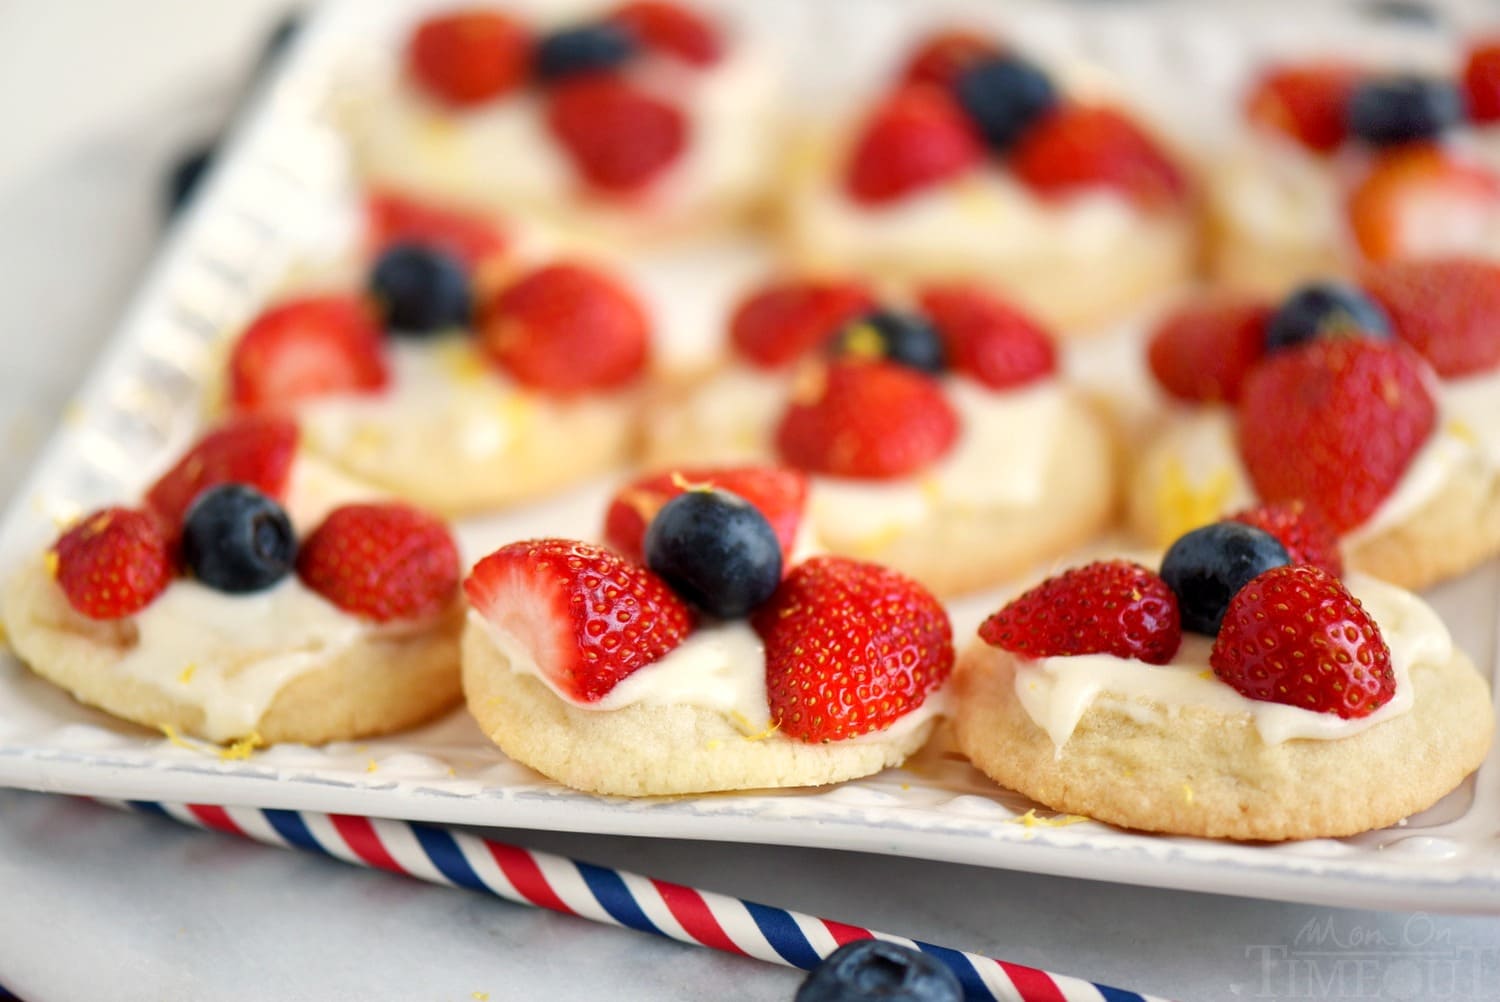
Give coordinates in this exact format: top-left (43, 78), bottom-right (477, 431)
top-left (1244, 62), bottom-right (1363, 154)
top-left (52, 508), bottom-right (173, 620)
top-left (1211, 565), bottom-right (1393, 718)
top-left (978, 560), bottom-right (1181, 665)
top-left (900, 29), bottom-right (1003, 91)
top-left (1236, 339), bottom-right (1437, 534)
top-left (775, 360), bottom-right (959, 479)
top-left (366, 190), bottom-right (508, 269)
top-left (752, 555), bottom-right (952, 742)
top-left (296, 504), bottom-right (459, 623)
top-left (845, 86), bottom-right (984, 205)
top-left (603, 466), bottom-right (808, 565)
top-left (1362, 258), bottom-right (1500, 377)
top-left (917, 283), bottom-right (1056, 390)
top-left (407, 9), bottom-right (531, 107)
top-left (1146, 295), bottom-right (1273, 403)
top-left (227, 296), bottom-right (389, 412)
top-left (1011, 105), bottom-right (1187, 208)
top-left (1228, 502), bottom-right (1344, 578)
top-left (464, 539), bottom-right (694, 703)
top-left (728, 279), bottom-right (875, 368)
top-left (610, 1), bottom-right (722, 66)
top-left (145, 415), bottom-right (299, 538)
top-left (1463, 40), bottom-right (1500, 124)
top-left (546, 74), bottom-right (687, 193)
top-left (1346, 146), bottom-right (1500, 263)
top-left (481, 262), bottom-right (650, 394)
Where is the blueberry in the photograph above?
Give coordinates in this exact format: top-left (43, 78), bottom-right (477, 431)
top-left (1161, 522), bottom-right (1290, 635)
top-left (953, 54), bottom-right (1059, 151)
top-left (181, 484), bottom-right (296, 594)
top-left (833, 310), bottom-right (947, 374)
top-left (534, 22), bottom-right (637, 81)
top-left (796, 940), bottom-right (963, 1002)
top-left (1347, 75), bottom-right (1465, 147)
top-left (369, 243), bottom-right (472, 335)
top-left (643, 488), bottom-right (781, 619)
top-left (1264, 282), bottom-right (1392, 353)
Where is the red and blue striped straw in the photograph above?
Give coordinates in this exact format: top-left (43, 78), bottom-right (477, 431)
top-left (97, 799), bottom-right (1168, 1002)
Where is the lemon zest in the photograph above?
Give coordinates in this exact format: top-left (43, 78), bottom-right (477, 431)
top-left (178, 663), bottom-right (197, 684)
top-left (1011, 809), bottom-right (1089, 829)
top-left (43, 551), bottom-right (59, 578)
top-left (219, 733), bottom-right (265, 761)
top-left (158, 723), bottom-right (195, 750)
top-left (729, 711), bottom-right (780, 741)
top-left (366, 759), bottom-right (379, 773)
top-left (1182, 783), bottom-right (1195, 805)
top-left (1155, 457), bottom-right (1235, 546)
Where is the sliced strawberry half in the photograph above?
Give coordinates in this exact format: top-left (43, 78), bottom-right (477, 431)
top-left (227, 296), bottom-right (389, 412)
top-left (1362, 257), bottom-right (1500, 377)
top-left (366, 190), bottom-right (508, 269)
top-left (845, 85), bottom-right (984, 205)
top-left (610, 1), bottom-right (722, 67)
top-left (297, 503), bottom-right (460, 623)
top-left (1228, 501), bottom-right (1344, 578)
top-left (900, 29), bottom-right (1003, 91)
top-left (1347, 146), bottom-right (1500, 264)
top-left (1146, 294), bottom-right (1274, 403)
top-left (52, 508), bottom-right (174, 620)
top-left (407, 9), bottom-right (532, 108)
top-left (729, 279), bottom-right (876, 368)
top-left (145, 415), bottom-right (299, 537)
top-left (1244, 61), bottom-right (1363, 154)
top-left (917, 283), bottom-right (1057, 390)
top-left (1012, 104), bottom-right (1187, 208)
top-left (603, 466), bottom-right (809, 566)
top-left (546, 74), bottom-right (688, 194)
top-left (1463, 39), bottom-right (1500, 124)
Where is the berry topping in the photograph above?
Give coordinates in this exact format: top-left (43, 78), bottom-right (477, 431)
top-left (145, 415), bottom-right (298, 537)
top-left (643, 488), bottom-right (782, 618)
top-left (180, 484), bottom-right (296, 594)
top-left (917, 283), bottom-right (1056, 390)
top-left (1146, 295), bottom-right (1272, 403)
top-left (978, 560), bottom-right (1181, 665)
top-left (753, 555), bottom-right (952, 742)
top-left (1362, 257), bottom-right (1500, 377)
top-left (609, 1), bottom-right (721, 66)
top-left (1211, 565), bottom-right (1394, 718)
top-left (901, 29), bottom-right (1002, 91)
top-left (228, 296), bottom-right (389, 412)
top-left (795, 940), bottom-right (963, 1002)
top-left (296, 503), bottom-right (459, 623)
top-left (1264, 281), bottom-right (1391, 353)
top-left (729, 279), bottom-right (875, 368)
top-left (845, 86), bottom-right (984, 206)
top-left (1237, 339), bottom-right (1437, 534)
top-left (546, 74), bottom-right (687, 192)
top-left (534, 22), bottom-right (637, 81)
top-left (832, 309), bottom-right (947, 375)
top-left (1347, 76), bottom-right (1466, 148)
top-left (1347, 146), bottom-right (1500, 263)
top-left (953, 54), bottom-right (1059, 152)
top-left (366, 191), bottom-right (508, 269)
top-left (1463, 40), bottom-right (1500, 124)
top-left (464, 539), bottom-right (694, 703)
top-left (1244, 62), bottom-right (1363, 154)
top-left (368, 243), bottom-right (472, 334)
top-left (1159, 522), bottom-right (1290, 636)
top-left (1229, 502), bottom-right (1345, 578)
top-left (407, 10), bottom-right (531, 107)
top-left (604, 466), bottom-right (807, 566)
top-left (481, 262), bottom-right (650, 394)
top-left (775, 361), bottom-right (959, 480)
top-left (1012, 105), bottom-right (1186, 207)
top-left (52, 508), bottom-right (173, 620)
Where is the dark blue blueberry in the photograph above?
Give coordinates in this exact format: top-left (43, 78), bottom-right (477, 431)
top-left (181, 484), bottom-right (296, 594)
top-left (1347, 75), bottom-right (1465, 147)
top-left (1264, 282), bottom-right (1392, 353)
top-left (369, 243), bottom-right (472, 335)
top-left (796, 940), bottom-right (963, 1002)
top-left (953, 54), bottom-right (1059, 152)
top-left (643, 488), bottom-right (781, 619)
top-left (833, 310), bottom-right (947, 374)
top-left (534, 22), bottom-right (637, 81)
top-left (1161, 522), bottom-right (1290, 635)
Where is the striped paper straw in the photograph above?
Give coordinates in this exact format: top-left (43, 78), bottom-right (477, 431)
top-left (100, 800), bottom-right (1168, 1002)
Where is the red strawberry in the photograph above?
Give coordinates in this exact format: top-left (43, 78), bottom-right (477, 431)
top-left (729, 279), bottom-right (876, 368)
top-left (900, 29), bottom-right (1003, 90)
top-left (407, 9), bottom-right (531, 107)
top-left (1146, 295), bottom-right (1273, 403)
top-left (1237, 339), bottom-right (1437, 534)
top-left (145, 415), bottom-right (299, 537)
top-left (1012, 105), bottom-right (1187, 208)
top-left (1211, 565), bottom-right (1393, 718)
top-left (464, 539), bottom-right (695, 703)
top-left (752, 555), bottom-right (952, 742)
top-left (546, 74), bottom-right (687, 193)
top-left (297, 503), bottom-right (460, 623)
top-left (1362, 258), bottom-right (1500, 377)
top-left (52, 508), bottom-right (173, 620)
top-left (845, 86), bottom-right (984, 205)
top-left (775, 360), bottom-right (959, 479)
top-left (366, 190), bottom-right (508, 269)
top-left (610, 1), bottom-right (722, 66)
top-left (603, 466), bottom-right (808, 565)
top-left (228, 296), bottom-right (389, 412)
top-left (917, 283), bottom-right (1057, 390)
top-left (978, 560), bottom-right (1181, 665)
top-left (1346, 146), bottom-right (1500, 264)
top-left (1244, 62), bottom-right (1363, 154)
top-left (481, 262), bottom-right (650, 394)
top-left (1228, 502), bottom-right (1344, 578)
top-left (1463, 40), bottom-right (1500, 123)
